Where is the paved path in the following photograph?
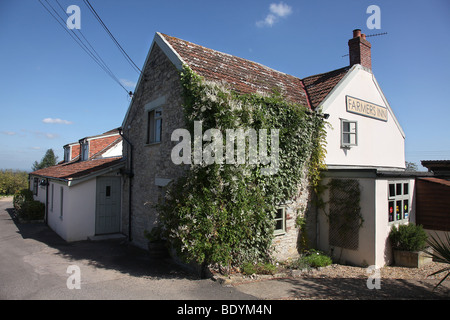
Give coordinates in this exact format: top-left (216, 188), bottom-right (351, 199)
top-left (0, 197), bottom-right (254, 300)
top-left (1, 196), bottom-right (448, 301)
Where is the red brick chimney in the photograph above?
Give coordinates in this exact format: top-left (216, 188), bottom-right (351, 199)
top-left (348, 29), bottom-right (372, 70)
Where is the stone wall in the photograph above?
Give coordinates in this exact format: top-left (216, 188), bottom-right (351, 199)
top-left (271, 171), bottom-right (312, 261)
top-left (120, 42), bottom-right (312, 261)
top-left (121, 43), bottom-right (186, 249)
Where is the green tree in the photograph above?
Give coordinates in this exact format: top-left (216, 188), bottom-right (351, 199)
top-left (32, 149), bottom-right (59, 171)
top-left (405, 161), bottom-right (418, 172)
top-left (0, 170), bottom-right (28, 195)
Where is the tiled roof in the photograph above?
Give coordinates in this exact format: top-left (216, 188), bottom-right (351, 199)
top-left (89, 136), bottom-right (122, 159)
top-left (161, 33), bottom-right (350, 110)
top-left (162, 34), bottom-right (310, 107)
top-left (302, 67), bottom-right (350, 109)
top-left (30, 157), bottom-right (124, 180)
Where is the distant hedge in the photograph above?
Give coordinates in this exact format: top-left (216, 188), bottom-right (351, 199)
top-left (13, 189), bottom-right (45, 221)
top-left (0, 169), bottom-right (28, 195)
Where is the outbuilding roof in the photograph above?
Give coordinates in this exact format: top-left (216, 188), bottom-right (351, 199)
top-left (30, 157), bottom-right (124, 181)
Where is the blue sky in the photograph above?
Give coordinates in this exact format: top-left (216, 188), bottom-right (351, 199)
top-left (0, 0), bottom-right (449, 171)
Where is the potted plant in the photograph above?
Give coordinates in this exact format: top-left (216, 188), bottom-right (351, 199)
top-left (144, 225), bottom-right (169, 259)
top-left (389, 224), bottom-right (432, 268)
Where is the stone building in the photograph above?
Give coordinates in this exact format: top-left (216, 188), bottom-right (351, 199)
top-left (120, 29), bottom-right (410, 265)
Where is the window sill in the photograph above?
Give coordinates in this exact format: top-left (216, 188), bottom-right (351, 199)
top-left (144, 141), bottom-right (162, 147)
top-left (388, 219), bottom-right (409, 226)
top-left (274, 230), bottom-right (286, 237)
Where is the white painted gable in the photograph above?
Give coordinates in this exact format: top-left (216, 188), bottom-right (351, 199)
top-left (319, 65), bottom-right (405, 170)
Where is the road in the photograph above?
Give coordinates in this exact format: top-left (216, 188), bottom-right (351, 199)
top-left (0, 197), bottom-right (255, 300)
top-left (1, 196), bottom-right (448, 303)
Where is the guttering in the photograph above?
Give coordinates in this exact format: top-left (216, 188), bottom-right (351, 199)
top-left (118, 127), bottom-right (134, 242)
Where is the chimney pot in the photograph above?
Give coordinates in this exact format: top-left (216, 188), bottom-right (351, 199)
top-left (348, 29), bottom-right (372, 70)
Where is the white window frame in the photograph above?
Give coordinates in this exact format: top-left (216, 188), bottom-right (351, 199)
top-left (274, 206), bottom-right (286, 235)
top-left (64, 147), bottom-right (70, 162)
top-left (341, 119), bottom-right (358, 148)
top-left (144, 96), bottom-right (165, 145)
top-left (147, 107), bottom-right (162, 144)
top-left (388, 181), bottom-right (410, 224)
top-left (81, 140), bottom-right (89, 161)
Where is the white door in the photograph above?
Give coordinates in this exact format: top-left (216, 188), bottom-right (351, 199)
top-left (95, 177), bottom-right (121, 234)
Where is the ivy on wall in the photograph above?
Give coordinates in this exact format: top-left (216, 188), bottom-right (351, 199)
top-left (158, 65), bottom-right (327, 269)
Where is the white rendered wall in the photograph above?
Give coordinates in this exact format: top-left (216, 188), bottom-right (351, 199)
top-left (321, 66), bottom-right (405, 170)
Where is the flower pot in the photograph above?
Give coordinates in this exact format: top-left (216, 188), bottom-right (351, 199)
top-left (393, 248), bottom-right (432, 268)
top-left (147, 241), bottom-right (169, 259)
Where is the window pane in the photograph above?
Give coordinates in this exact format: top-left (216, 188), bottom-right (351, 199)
top-left (403, 199), bottom-right (409, 218)
top-left (388, 201), bottom-right (394, 222)
top-left (148, 111), bottom-right (155, 143)
top-left (343, 133), bottom-right (350, 144)
top-left (275, 219), bottom-right (283, 230)
top-left (274, 208), bottom-right (284, 232)
top-left (396, 200), bottom-right (402, 220)
top-left (349, 133), bottom-right (356, 145)
top-left (349, 122), bottom-right (356, 133)
top-left (343, 122), bottom-right (350, 132)
top-left (155, 118), bottom-right (162, 142)
top-left (275, 208), bottom-right (283, 219)
top-left (106, 186), bottom-right (111, 197)
top-left (389, 184), bottom-right (395, 198)
top-left (396, 183), bottom-right (402, 196)
top-left (403, 183), bottom-right (409, 195)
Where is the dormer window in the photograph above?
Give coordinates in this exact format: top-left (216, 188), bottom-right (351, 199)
top-left (64, 146), bottom-right (70, 162)
top-left (81, 140), bottom-right (89, 161)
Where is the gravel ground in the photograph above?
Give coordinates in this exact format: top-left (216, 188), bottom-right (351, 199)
top-left (301, 262), bottom-right (449, 280)
top-left (214, 262), bottom-right (450, 286)
top-left (215, 262), bottom-right (450, 300)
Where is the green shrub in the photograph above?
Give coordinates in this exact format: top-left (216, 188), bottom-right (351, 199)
top-left (13, 189), bottom-right (33, 212)
top-left (289, 250), bottom-right (332, 269)
top-left (300, 250), bottom-right (333, 268)
top-left (241, 262), bottom-right (277, 275)
top-left (19, 200), bottom-right (45, 221)
top-left (389, 224), bottom-right (428, 252)
top-left (13, 189), bottom-right (44, 221)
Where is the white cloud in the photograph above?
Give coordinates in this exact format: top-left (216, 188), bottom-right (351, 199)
top-left (42, 118), bottom-right (73, 125)
top-left (120, 78), bottom-right (137, 89)
top-left (32, 131), bottom-right (60, 139)
top-left (1, 131), bottom-right (16, 136)
top-left (270, 2), bottom-right (292, 17)
top-left (256, 2), bottom-right (292, 27)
